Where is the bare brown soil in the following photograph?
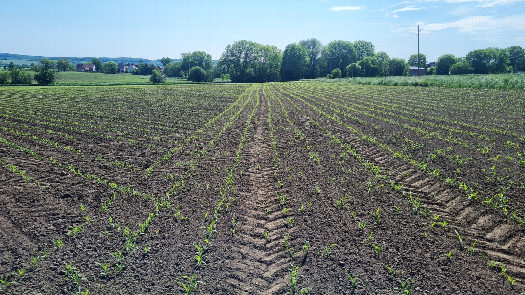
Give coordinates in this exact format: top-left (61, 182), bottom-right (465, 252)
top-left (0, 84), bottom-right (523, 294)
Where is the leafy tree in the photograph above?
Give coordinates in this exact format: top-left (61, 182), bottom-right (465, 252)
top-left (0, 71), bottom-right (9, 84)
top-left (56, 58), bottom-right (74, 72)
top-left (160, 57), bottom-right (172, 67)
top-left (321, 41), bottom-right (358, 77)
top-left (280, 43), bottom-right (308, 81)
top-left (180, 51), bottom-right (213, 76)
top-left (450, 62), bottom-right (473, 75)
top-left (389, 58), bottom-right (408, 76)
top-left (376, 51), bottom-right (390, 77)
top-left (299, 38), bottom-right (323, 79)
top-left (507, 46), bottom-right (525, 72)
top-left (346, 63), bottom-right (361, 77)
top-left (10, 68), bottom-right (33, 84)
top-left (102, 61), bottom-right (118, 74)
top-left (427, 67), bottom-right (436, 75)
top-left (330, 68), bottom-right (342, 79)
top-left (436, 54), bottom-right (457, 75)
top-left (188, 66), bottom-right (207, 82)
top-left (8, 61), bottom-right (16, 71)
top-left (218, 40), bottom-right (281, 83)
top-left (466, 48), bottom-right (510, 74)
top-left (150, 68), bottom-right (165, 84)
top-left (408, 54), bottom-right (427, 69)
top-left (133, 62), bottom-right (155, 75)
top-left (354, 40), bottom-right (375, 60)
top-left (358, 56), bottom-right (380, 77)
top-left (164, 62), bottom-right (183, 77)
top-left (91, 58), bottom-right (102, 72)
top-left (33, 59), bottom-right (56, 85)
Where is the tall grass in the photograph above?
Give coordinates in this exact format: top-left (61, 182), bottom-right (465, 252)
top-left (315, 73), bottom-right (525, 90)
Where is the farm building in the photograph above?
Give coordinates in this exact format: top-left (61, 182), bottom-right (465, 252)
top-left (409, 66), bottom-right (426, 76)
top-left (76, 63), bottom-right (96, 72)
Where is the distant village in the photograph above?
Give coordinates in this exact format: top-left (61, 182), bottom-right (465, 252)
top-left (75, 62), bottom-right (164, 74)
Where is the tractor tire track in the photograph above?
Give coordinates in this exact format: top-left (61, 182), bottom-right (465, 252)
top-left (222, 95), bottom-right (291, 295)
top-left (345, 136), bottom-right (525, 289)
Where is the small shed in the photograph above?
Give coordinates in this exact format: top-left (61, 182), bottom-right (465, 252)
top-left (409, 67), bottom-right (426, 76)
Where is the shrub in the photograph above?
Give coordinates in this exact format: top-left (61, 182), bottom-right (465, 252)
top-left (188, 66), bottom-right (207, 82)
top-left (330, 68), bottom-right (342, 79)
top-left (150, 69), bottom-right (165, 84)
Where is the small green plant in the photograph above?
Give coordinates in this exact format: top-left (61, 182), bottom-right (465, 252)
top-left (177, 273), bottom-right (204, 295)
top-left (345, 269), bottom-right (365, 290)
top-left (194, 242), bottom-right (206, 266)
top-left (322, 243), bottom-right (338, 257)
top-left (467, 240), bottom-right (477, 255)
top-left (54, 237), bottom-right (64, 248)
top-left (442, 249), bottom-right (455, 259)
top-left (396, 278), bottom-right (414, 294)
top-left (371, 207), bottom-right (381, 225)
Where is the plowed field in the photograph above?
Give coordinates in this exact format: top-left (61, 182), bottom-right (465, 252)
top-left (0, 83), bottom-right (524, 294)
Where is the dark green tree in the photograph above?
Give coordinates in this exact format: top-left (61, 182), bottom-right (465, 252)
top-left (354, 40), bottom-right (375, 60)
top-left (10, 68), bottom-right (33, 84)
top-left (164, 62), bottom-right (183, 77)
top-left (298, 38), bottom-right (323, 79)
top-left (376, 51), bottom-right (390, 77)
top-left (408, 54), bottom-right (427, 69)
top-left (389, 58), bottom-right (408, 76)
top-left (358, 56), bottom-right (380, 77)
top-left (188, 66), bottom-right (207, 82)
top-left (435, 54), bottom-right (457, 75)
top-left (466, 48), bottom-right (510, 74)
top-left (150, 68), bottom-right (165, 84)
top-left (346, 63), bottom-right (361, 77)
top-left (280, 43), bottom-right (308, 81)
top-left (8, 62), bottom-right (15, 71)
top-left (450, 62), bottom-right (473, 75)
top-left (33, 59), bottom-right (56, 85)
top-left (133, 62), bottom-right (155, 75)
top-left (102, 61), bottom-right (118, 74)
top-left (218, 40), bottom-right (281, 83)
top-left (91, 58), bottom-right (103, 72)
top-left (160, 57), bottom-right (172, 67)
top-left (180, 51), bottom-right (213, 76)
top-left (56, 58), bottom-right (74, 72)
top-left (321, 41), bottom-right (357, 76)
top-left (507, 46), bottom-right (525, 72)
top-left (0, 71), bottom-right (10, 84)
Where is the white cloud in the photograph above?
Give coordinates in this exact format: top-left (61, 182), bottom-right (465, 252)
top-left (389, 5), bottom-right (424, 18)
top-left (329, 6), bottom-right (363, 11)
top-left (391, 0), bottom-right (524, 6)
top-left (394, 14), bottom-right (525, 35)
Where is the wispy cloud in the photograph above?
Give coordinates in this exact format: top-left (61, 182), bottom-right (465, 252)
top-left (394, 14), bottom-right (525, 34)
top-left (391, 0), bottom-right (524, 7)
top-left (329, 6), bottom-right (363, 11)
top-left (389, 5), bottom-right (424, 18)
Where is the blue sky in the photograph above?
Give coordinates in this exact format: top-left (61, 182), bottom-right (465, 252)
top-left (1, 0), bottom-right (524, 62)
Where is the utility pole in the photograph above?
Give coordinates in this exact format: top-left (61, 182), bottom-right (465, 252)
top-left (417, 25), bottom-right (420, 77)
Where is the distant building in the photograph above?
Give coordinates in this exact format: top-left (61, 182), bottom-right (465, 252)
top-left (118, 62), bottom-right (126, 73)
top-left (409, 67), bottom-right (426, 76)
top-left (76, 63), bottom-right (96, 72)
top-left (427, 62), bottom-right (436, 68)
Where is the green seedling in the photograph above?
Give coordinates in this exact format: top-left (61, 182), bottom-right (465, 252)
top-left (345, 269), bottom-right (365, 290)
top-left (442, 249), bottom-right (455, 259)
top-left (322, 243), bottom-right (338, 257)
top-left (177, 273), bottom-right (204, 295)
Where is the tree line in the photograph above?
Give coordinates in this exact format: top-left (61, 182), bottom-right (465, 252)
top-left (2, 40), bottom-right (524, 85)
top-left (159, 39), bottom-right (525, 83)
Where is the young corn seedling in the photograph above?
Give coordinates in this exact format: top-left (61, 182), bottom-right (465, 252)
top-left (454, 230), bottom-right (463, 249)
top-left (442, 249), bottom-right (455, 259)
top-left (0, 275), bottom-right (18, 290)
top-left (194, 242), bottom-right (206, 266)
top-left (322, 244), bottom-right (338, 257)
top-left (345, 269), bottom-right (365, 290)
top-left (467, 240), bottom-right (477, 255)
top-left (371, 207), bottom-right (381, 225)
top-left (396, 278), bottom-right (414, 295)
top-left (177, 273), bottom-right (204, 295)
